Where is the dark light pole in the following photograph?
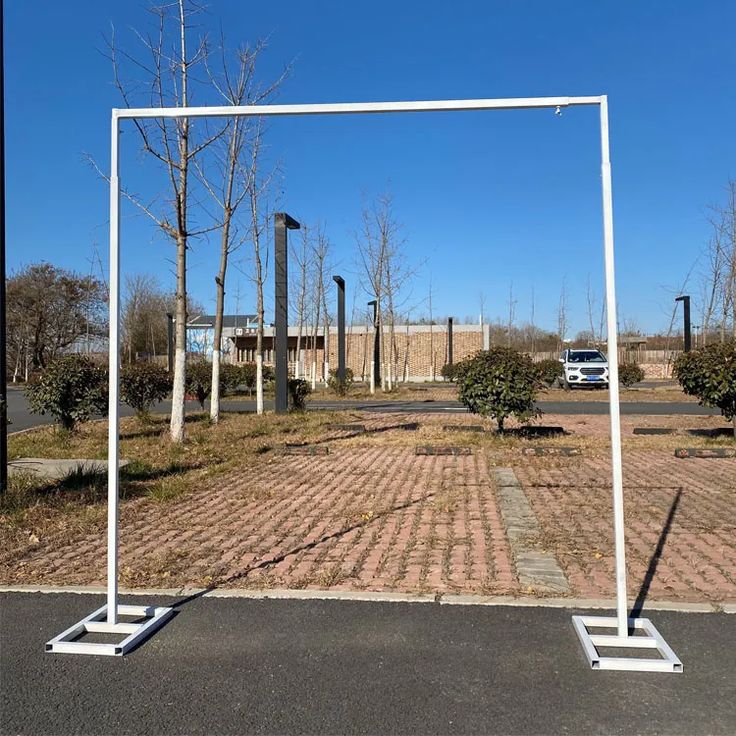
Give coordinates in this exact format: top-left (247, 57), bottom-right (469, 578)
top-left (675, 295), bottom-right (691, 352)
top-left (332, 275), bottom-right (345, 383)
top-left (0, 0), bottom-right (7, 495)
top-left (368, 300), bottom-right (380, 388)
top-left (447, 317), bottom-right (454, 366)
top-left (274, 213), bottom-right (300, 413)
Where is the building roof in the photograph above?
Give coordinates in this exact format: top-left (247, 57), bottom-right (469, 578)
top-left (187, 314), bottom-right (257, 329)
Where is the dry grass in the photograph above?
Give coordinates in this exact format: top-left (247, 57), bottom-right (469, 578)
top-left (226, 382), bottom-right (692, 404)
top-left (3, 405), bottom-right (732, 585)
top-left (1, 410), bottom-right (350, 550)
top-left (540, 385), bottom-right (694, 402)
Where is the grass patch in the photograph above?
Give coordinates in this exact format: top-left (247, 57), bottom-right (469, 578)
top-left (148, 475), bottom-right (191, 503)
top-left (1, 409), bottom-right (352, 575)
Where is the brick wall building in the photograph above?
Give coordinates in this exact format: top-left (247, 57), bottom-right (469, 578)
top-left (228, 323), bottom-right (490, 382)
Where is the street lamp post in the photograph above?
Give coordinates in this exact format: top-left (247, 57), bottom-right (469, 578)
top-left (675, 295), bottom-right (691, 352)
top-left (332, 276), bottom-right (346, 383)
top-left (274, 213), bottom-right (300, 413)
top-left (447, 317), bottom-right (454, 366)
top-left (0, 0), bottom-right (7, 496)
top-left (368, 300), bottom-right (379, 393)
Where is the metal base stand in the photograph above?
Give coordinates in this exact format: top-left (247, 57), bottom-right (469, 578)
top-left (573, 615), bottom-right (683, 673)
top-left (46, 604), bottom-right (173, 656)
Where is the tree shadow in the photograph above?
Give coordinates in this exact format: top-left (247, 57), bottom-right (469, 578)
top-left (500, 426), bottom-right (568, 438)
top-left (686, 427), bottom-right (733, 438)
top-left (202, 489), bottom-right (437, 589)
top-left (311, 421), bottom-right (421, 446)
top-left (629, 488), bottom-right (682, 622)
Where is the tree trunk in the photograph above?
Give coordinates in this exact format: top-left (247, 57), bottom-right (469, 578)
top-left (255, 256), bottom-right (264, 416)
top-left (210, 217), bottom-right (230, 423)
top-left (169, 0), bottom-right (190, 443)
top-left (170, 233), bottom-right (188, 442)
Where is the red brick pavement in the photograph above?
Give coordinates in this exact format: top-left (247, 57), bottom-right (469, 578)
top-left (513, 450), bottom-right (736, 603)
top-left (4, 414), bottom-right (735, 604)
top-left (3, 447), bottom-right (517, 596)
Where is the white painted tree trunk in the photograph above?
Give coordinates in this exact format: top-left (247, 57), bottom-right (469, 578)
top-left (369, 361), bottom-right (375, 394)
top-left (256, 353), bottom-right (264, 415)
top-left (210, 349), bottom-right (221, 421)
top-left (170, 346), bottom-right (186, 442)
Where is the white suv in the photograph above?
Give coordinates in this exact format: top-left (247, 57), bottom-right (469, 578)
top-left (559, 348), bottom-right (609, 389)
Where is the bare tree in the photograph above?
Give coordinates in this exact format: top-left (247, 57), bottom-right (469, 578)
top-left (428, 276), bottom-right (436, 380)
top-left (357, 200), bottom-right (387, 390)
top-left (318, 230), bottom-right (332, 384)
top-left (585, 275), bottom-right (606, 345)
top-left (104, 1), bottom-right (224, 442)
top-left (291, 226), bottom-right (310, 379)
top-left (717, 180), bottom-right (736, 338)
top-left (506, 282), bottom-right (516, 347)
top-left (557, 278), bottom-right (568, 351)
top-left (122, 274), bottom-right (170, 363)
top-left (245, 121), bottom-right (272, 415)
top-left (529, 286), bottom-right (536, 355)
top-left (195, 38), bottom-right (287, 423)
top-left (6, 263), bottom-right (106, 371)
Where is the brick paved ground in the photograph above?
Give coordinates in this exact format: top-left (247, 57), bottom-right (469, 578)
top-left (513, 450), bottom-right (736, 604)
top-left (3, 446), bottom-right (516, 596)
top-left (3, 412), bottom-right (735, 604)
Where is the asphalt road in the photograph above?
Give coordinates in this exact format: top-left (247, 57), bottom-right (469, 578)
top-left (1, 592), bottom-right (734, 735)
top-left (5, 385), bottom-right (720, 433)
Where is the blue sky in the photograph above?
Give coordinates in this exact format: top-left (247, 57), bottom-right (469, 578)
top-left (5, 1), bottom-right (735, 335)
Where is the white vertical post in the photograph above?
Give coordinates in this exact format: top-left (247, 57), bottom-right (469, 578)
top-left (107, 111), bottom-right (121, 625)
top-left (599, 96), bottom-right (628, 637)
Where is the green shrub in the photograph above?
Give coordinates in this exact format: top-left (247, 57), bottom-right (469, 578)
top-left (441, 360), bottom-right (471, 383)
top-left (618, 361), bottom-right (645, 388)
top-left (457, 347), bottom-right (541, 432)
top-left (185, 361), bottom-right (212, 409)
top-left (235, 362), bottom-right (274, 395)
top-left (441, 363), bottom-right (457, 382)
top-left (25, 355), bottom-right (108, 431)
top-left (219, 363), bottom-right (243, 394)
top-left (120, 362), bottom-right (171, 418)
top-left (238, 363), bottom-right (257, 395)
top-left (327, 367), bottom-right (355, 396)
top-left (674, 341), bottom-right (736, 437)
top-left (288, 378), bottom-right (311, 411)
top-left (536, 358), bottom-right (564, 387)
top-left (262, 364), bottom-right (275, 385)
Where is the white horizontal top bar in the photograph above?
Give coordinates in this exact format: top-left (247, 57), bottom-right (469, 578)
top-left (115, 96), bottom-right (603, 120)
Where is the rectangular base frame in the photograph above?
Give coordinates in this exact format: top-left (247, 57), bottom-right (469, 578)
top-left (572, 615), bottom-right (683, 673)
top-left (46, 604), bottom-right (174, 656)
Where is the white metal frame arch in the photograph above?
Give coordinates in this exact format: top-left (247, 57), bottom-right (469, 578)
top-left (46, 95), bottom-right (682, 672)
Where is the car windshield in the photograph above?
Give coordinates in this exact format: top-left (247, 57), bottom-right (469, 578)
top-left (569, 351), bottom-right (606, 363)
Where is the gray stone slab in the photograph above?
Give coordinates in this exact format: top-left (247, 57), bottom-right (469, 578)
top-left (493, 468), bottom-right (570, 595)
top-left (415, 446), bottom-right (472, 456)
top-left (633, 427), bottom-right (677, 435)
top-left (674, 447), bottom-right (736, 458)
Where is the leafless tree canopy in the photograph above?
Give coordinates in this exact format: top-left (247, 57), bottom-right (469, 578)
top-left (6, 263), bottom-right (107, 376)
top-left (356, 193), bottom-right (416, 390)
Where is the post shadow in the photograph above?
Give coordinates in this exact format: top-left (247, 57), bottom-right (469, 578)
top-left (629, 488), bottom-right (682, 621)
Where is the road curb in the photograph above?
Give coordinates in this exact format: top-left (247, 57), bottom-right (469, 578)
top-left (0, 584), bottom-right (727, 613)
